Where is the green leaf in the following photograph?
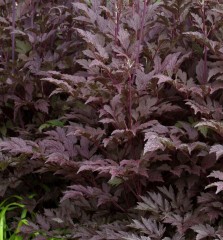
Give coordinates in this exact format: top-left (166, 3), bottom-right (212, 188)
top-left (38, 119), bottom-right (65, 132)
top-left (15, 39), bottom-right (32, 54)
top-left (38, 123), bottom-right (51, 132)
top-left (108, 177), bottom-right (123, 186)
top-left (0, 125), bottom-right (7, 137)
top-left (47, 119), bottom-right (65, 126)
top-left (197, 126), bottom-right (208, 137)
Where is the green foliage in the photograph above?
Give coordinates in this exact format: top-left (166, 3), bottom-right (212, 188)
top-left (38, 119), bottom-right (65, 132)
top-left (0, 196), bottom-right (28, 240)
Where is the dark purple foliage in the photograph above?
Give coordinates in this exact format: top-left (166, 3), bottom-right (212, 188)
top-left (0, 0), bottom-right (223, 239)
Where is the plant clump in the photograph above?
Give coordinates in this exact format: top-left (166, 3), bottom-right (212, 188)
top-left (0, 0), bottom-right (223, 239)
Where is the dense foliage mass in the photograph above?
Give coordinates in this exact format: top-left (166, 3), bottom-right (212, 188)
top-left (1, 0), bottom-right (223, 239)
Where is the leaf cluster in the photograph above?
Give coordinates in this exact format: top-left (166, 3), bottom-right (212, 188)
top-left (1, 0), bottom-right (223, 239)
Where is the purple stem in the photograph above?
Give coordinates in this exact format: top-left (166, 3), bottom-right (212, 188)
top-left (31, 1), bottom-right (35, 29)
top-left (115, 1), bottom-right (121, 45)
top-left (12, 0), bottom-right (16, 72)
top-left (135, 0), bottom-right (148, 68)
top-left (128, 0), bottom-right (149, 129)
top-left (202, 1), bottom-right (208, 84)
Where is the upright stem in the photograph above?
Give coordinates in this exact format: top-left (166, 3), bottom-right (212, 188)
top-left (128, 73), bottom-right (132, 129)
top-left (136, 0), bottom-right (140, 13)
top-left (128, 0), bottom-right (148, 129)
top-left (202, 0), bottom-right (208, 84)
top-left (12, 0), bottom-right (16, 73)
top-left (203, 45), bottom-right (207, 83)
top-left (135, 0), bottom-right (148, 68)
top-left (114, 1), bottom-right (121, 45)
top-left (31, 1), bottom-right (35, 28)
